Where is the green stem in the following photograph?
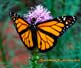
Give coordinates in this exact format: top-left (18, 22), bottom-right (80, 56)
top-left (31, 48), bottom-right (40, 68)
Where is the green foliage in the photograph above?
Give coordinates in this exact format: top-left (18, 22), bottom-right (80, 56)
top-left (42, 0), bottom-right (80, 16)
top-left (0, 37), bottom-right (7, 65)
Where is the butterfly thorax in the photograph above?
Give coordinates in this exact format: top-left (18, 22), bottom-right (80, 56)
top-left (29, 18), bottom-right (37, 30)
top-left (29, 24), bottom-right (36, 30)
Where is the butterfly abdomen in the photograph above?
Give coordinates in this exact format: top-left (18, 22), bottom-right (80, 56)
top-left (29, 25), bottom-right (38, 49)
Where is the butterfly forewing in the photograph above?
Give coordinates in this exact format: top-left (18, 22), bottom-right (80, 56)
top-left (54, 16), bottom-right (77, 35)
top-left (15, 18), bottom-right (29, 32)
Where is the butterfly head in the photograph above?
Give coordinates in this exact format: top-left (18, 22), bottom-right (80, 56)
top-left (31, 17), bottom-right (36, 25)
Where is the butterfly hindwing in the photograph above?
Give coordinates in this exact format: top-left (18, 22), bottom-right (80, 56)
top-left (10, 12), bottom-right (34, 49)
top-left (20, 29), bottom-right (34, 48)
top-left (37, 16), bottom-right (76, 51)
top-left (37, 30), bottom-right (57, 51)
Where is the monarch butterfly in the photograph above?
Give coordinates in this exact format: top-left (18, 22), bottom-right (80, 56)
top-left (9, 11), bottom-right (77, 52)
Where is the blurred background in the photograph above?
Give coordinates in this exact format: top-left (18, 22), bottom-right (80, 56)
top-left (0, 0), bottom-right (81, 68)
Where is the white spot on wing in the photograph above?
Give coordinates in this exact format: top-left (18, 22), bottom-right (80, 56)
top-left (62, 16), bottom-right (63, 18)
top-left (66, 21), bottom-right (68, 24)
top-left (66, 26), bottom-right (68, 28)
top-left (63, 17), bottom-right (66, 21)
top-left (57, 17), bottom-right (60, 21)
top-left (73, 16), bottom-right (76, 21)
top-left (57, 17), bottom-right (62, 22)
top-left (73, 16), bottom-right (75, 19)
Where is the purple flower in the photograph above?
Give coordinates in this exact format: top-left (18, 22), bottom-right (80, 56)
top-left (23, 5), bottom-right (53, 24)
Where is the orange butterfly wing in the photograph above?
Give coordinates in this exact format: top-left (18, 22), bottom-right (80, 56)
top-left (10, 12), bottom-right (34, 49)
top-left (36, 16), bottom-right (76, 51)
top-left (15, 18), bottom-right (34, 48)
top-left (37, 21), bottom-right (64, 51)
